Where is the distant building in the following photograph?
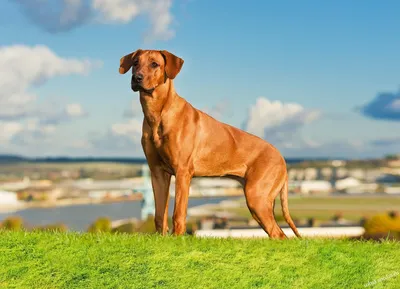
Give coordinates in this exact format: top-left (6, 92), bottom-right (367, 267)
top-left (0, 190), bottom-right (19, 205)
top-left (287, 169), bottom-right (298, 181)
top-left (335, 177), bottom-right (361, 191)
top-left (88, 190), bottom-right (132, 199)
top-left (0, 177), bottom-right (30, 192)
top-left (290, 180), bottom-right (332, 195)
top-left (71, 178), bottom-right (143, 191)
top-left (331, 160), bottom-right (346, 167)
top-left (320, 167), bottom-right (333, 179)
top-left (346, 183), bottom-right (378, 194)
top-left (191, 178), bottom-right (240, 189)
top-left (348, 169), bottom-right (365, 180)
top-left (388, 159), bottom-right (400, 168)
top-left (192, 178), bottom-right (241, 196)
top-left (68, 178), bottom-right (143, 199)
top-left (304, 168), bottom-right (318, 180)
top-left (364, 169), bottom-right (384, 183)
top-left (169, 177), bottom-right (241, 197)
top-left (336, 167), bottom-right (348, 179)
top-left (17, 179), bottom-right (56, 201)
top-left (385, 187), bottom-right (400, 194)
top-left (296, 170), bottom-right (305, 180)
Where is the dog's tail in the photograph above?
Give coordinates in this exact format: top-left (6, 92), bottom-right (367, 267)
top-left (280, 176), bottom-right (301, 238)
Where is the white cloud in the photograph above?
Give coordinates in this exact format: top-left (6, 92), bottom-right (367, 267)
top-left (88, 107), bottom-right (144, 156)
top-left (244, 97), bottom-right (321, 146)
top-left (93, 0), bottom-right (174, 42)
top-left (145, 0), bottom-right (174, 42)
top-left (0, 122), bottom-right (23, 142)
top-left (61, 0), bottom-right (87, 25)
top-left (0, 119), bottom-right (57, 146)
top-left (0, 45), bottom-right (96, 151)
top-left (202, 99), bottom-right (232, 120)
top-left (241, 98), bottom-right (369, 158)
top-left (111, 118), bottom-right (142, 143)
top-left (358, 90), bottom-right (400, 121)
top-left (123, 98), bottom-right (143, 118)
top-left (0, 45), bottom-right (98, 120)
top-left (92, 97), bottom-right (320, 157)
top-left (13, 0), bottom-right (90, 33)
top-left (69, 139), bottom-right (92, 149)
top-left (282, 140), bottom-right (369, 159)
top-left (92, 0), bottom-right (142, 22)
top-left (390, 99), bottom-right (400, 111)
top-left (66, 103), bottom-right (85, 117)
top-left (13, 0), bottom-right (176, 42)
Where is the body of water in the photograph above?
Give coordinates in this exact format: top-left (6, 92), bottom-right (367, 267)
top-left (0, 196), bottom-right (242, 231)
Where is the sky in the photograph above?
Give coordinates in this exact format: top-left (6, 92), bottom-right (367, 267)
top-left (1, 0), bottom-right (400, 159)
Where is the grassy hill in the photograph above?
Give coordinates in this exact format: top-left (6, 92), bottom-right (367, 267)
top-left (1, 232), bottom-right (399, 289)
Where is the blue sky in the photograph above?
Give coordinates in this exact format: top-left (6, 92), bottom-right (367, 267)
top-left (1, 0), bottom-right (400, 158)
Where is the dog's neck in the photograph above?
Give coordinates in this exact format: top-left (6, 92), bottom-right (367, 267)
top-left (139, 78), bottom-right (181, 127)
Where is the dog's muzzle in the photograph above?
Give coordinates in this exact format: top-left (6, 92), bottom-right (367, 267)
top-left (131, 81), bottom-right (155, 94)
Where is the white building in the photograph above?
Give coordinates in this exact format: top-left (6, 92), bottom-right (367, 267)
top-left (290, 180), bottom-right (332, 195)
top-left (69, 178), bottom-right (144, 199)
top-left (0, 177), bottom-right (30, 192)
top-left (304, 168), bottom-right (318, 180)
top-left (0, 190), bottom-right (19, 205)
top-left (191, 178), bottom-right (240, 189)
top-left (336, 167), bottom-right (348, 179)
top-left (385, 186), bottom-right (400, 195)
top-left (348, 169), bottom-right (365, 180)
top-left (287, 169), bottom-right (298, 181)
top-left (169, 177), bottom-right (241, 197)
top-left (320, 167), bottom-right (333, 179)
top-left (335, 177), bottom-right (361, 191)
top-left (364, 169), bottom-right (384, 182)
top-left (346, 183), bottom-right (378, 194)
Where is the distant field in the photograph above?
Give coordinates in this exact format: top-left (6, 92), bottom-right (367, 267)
top-left (226, 195), bottom-right (400, 222)
top-left (0, 162), bottom-right (143, 181)
top-left (0, 162), bottom-right (142, 171)
top-left (1, 232), bottom-right (399, 289)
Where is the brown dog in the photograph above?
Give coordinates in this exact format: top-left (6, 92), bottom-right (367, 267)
top-left (119, 49), bottom-right (300, 239)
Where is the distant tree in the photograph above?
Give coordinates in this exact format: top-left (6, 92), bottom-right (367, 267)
top-left (112, 222), bottom-right (137, 234)
top-left (88, 217), bottom-right (112, 233)
top-left (364, 211), bottom-right (400, 237)
top-left (136, 215), bottom-right (157, 233)
top-left (385, 154), bottom-right (399, 160)
top-left (1, 216), bottom-right (24, 231)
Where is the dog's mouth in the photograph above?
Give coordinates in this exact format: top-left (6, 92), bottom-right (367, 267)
top-left (131, 82), bottom-right (155, 94)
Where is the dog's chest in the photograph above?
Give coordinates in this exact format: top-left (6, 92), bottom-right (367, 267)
top-left (149, 125), bottom-right (175, 162)
top-left (143, 117), bottom-right (178, 170)
top-left (150, 122), bottom-right (169, 147)
top-left (153, 136), bottom-right (177, 174)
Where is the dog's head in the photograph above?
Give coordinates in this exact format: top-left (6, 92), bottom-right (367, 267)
top-left (119, 49), bottom-right (184, 94)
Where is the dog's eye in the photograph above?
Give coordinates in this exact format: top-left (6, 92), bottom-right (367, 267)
top-left (151, 62), bottom-right (159, 68)
top-left (133, 60), bottom-right (139, 66)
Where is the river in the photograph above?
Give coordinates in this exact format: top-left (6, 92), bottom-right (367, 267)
top-left (0, 196), bottom-right (242, 231)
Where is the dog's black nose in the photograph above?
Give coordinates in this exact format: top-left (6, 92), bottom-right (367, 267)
top-left (134, 73), bottom-right (143, 83)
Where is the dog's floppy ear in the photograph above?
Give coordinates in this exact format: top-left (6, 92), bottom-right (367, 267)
top-left (119, 49), bottom-right (142, 74)
top-left (160, 50), bottom-right (184, 79)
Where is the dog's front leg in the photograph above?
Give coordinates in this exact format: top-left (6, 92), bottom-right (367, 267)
top-left (172, 170), bottom-right (192, 235)
top-left (150, 167), bottom-right (172, 235)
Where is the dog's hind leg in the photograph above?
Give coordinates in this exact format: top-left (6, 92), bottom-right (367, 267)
top-left (244, 163), bottom-right (287, 239)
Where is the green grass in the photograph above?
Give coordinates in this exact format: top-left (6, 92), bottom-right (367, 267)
top-left (1, 232), bottom-right (400, 289)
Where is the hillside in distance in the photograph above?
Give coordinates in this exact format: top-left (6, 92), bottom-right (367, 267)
top-left (0, 154), bottom-right (332, 165)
